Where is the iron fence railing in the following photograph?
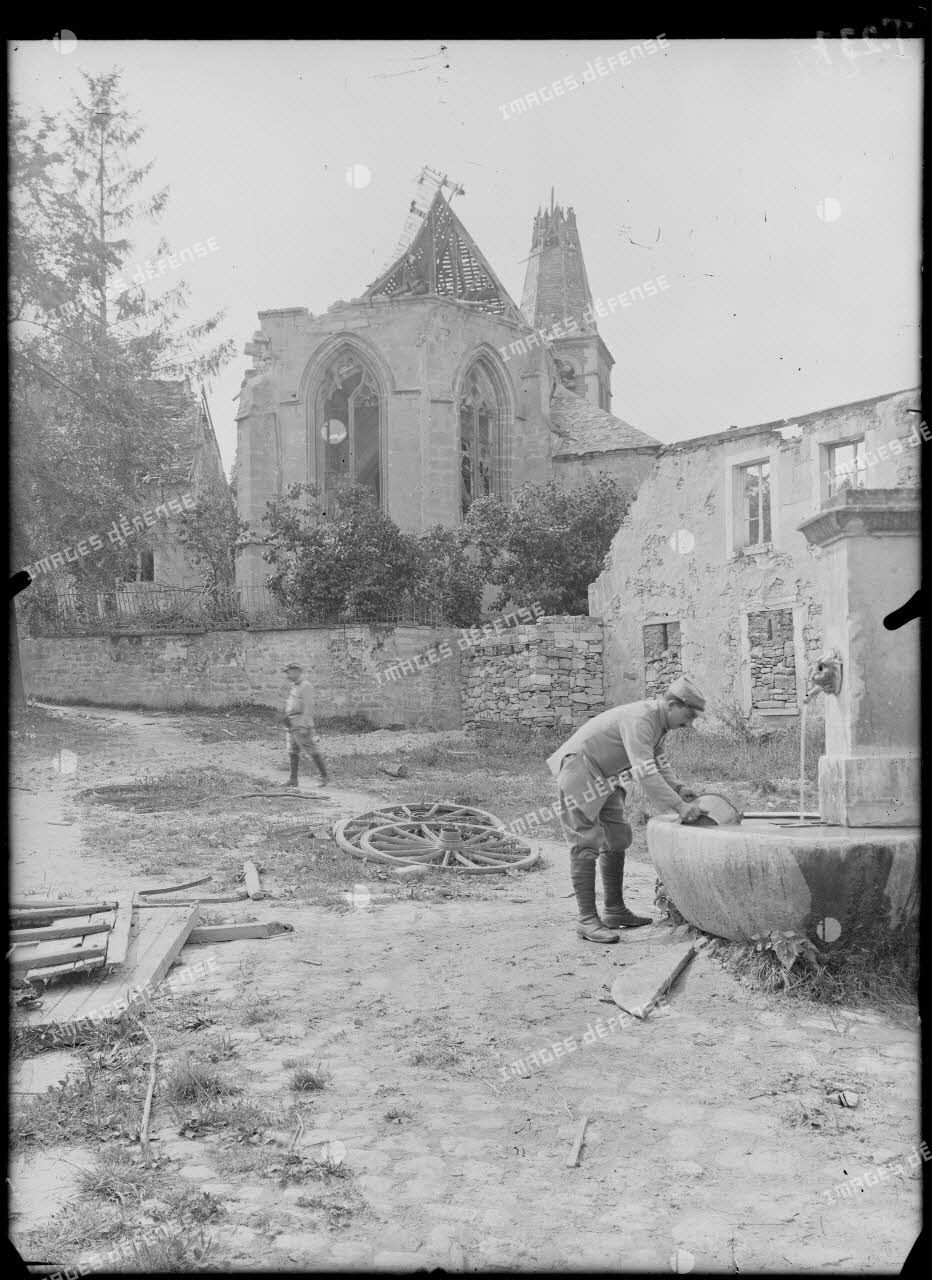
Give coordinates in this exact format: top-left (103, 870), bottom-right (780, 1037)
top-left (18, 582), bottom-right (445, 636)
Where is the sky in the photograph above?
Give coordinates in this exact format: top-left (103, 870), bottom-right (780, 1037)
top-left (10, 36), bottom-right (922, 477)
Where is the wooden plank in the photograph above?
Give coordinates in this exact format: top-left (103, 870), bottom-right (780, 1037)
top-left (134, 889), bottom-right (248, 907)
top-left (138, 875), bottom-right (212, 897)
top-left (10, 921), bottom-right (112, 944)
top-left (105, 901), bottom-right (134, 969)
top-left (26, 957), bottom-right (107, 983)
top-left (18, 905), bottom-right (199, 1034)
top-left (187, 922), bottom-right (294, 944)
top-left (609, 941), bottom-right (698, 1019)
top-left (10, 942), bottom-right (108, 972)
top-left (10, 898), bottom-right (109, 909)
top-left (565, 1114), bottom-right (590, 1168)
top-left (10, 902), bottom-right (117, 923)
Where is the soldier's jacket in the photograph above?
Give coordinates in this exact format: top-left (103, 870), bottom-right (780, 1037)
top-left (546, 699), bottom-right (688, 820)
top-left (284, 679), bottom-right (316, 729)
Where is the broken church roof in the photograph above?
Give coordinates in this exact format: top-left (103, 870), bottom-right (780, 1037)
top-left (549, 384), bottom-right (661, 456)
top-left (364, 189), bottom-right (524, 322)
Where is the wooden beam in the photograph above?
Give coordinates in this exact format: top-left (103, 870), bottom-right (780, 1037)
top-left (565, 1115), bottom-right (590, 1168)
top-left (10, 902), bottom-right (117, 923)
top-left (10, 921), bottom-right (112, 944)
top-left (138, 876), bottom-right (212, 897)
top-left (10, 943), bottom-right (108, 972)
top-left (25, 957), bottom-right (107, 983)
top-left (187, 922), bottom-right (294, 945)
top-left (105, 901), bottom-right (134, 969)
top-left (134, 889), bottom-right (249, 907)
top-left (242, 861), bottom-right (266, 900)
top-left (609, 941), bottom-right (699, 1019)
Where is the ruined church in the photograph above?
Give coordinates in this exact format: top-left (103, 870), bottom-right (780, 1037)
top-left (233, 174), bottom-right (660, 587)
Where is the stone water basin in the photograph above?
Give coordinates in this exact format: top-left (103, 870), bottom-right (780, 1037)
top-left (648, 814), bottom-right (919, 945)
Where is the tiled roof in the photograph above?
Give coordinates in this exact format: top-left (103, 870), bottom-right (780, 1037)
top-left (549, 384), bottom-right (661, 456)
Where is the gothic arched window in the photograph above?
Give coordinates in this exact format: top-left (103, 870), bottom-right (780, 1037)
top-left (459, 363), bottom-right (500, 517)
top-left (317, 353), bottom-right (382, 504)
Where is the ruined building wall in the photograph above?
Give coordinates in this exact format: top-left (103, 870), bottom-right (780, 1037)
top-left (589, 389), bottom-right (920, 723)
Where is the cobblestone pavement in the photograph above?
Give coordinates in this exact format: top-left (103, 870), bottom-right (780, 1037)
top-left (10, 706), bottom-right (921, 1272)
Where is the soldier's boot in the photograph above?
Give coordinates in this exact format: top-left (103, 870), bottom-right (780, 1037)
top-left (570, 851), bottom-right (619, 943)
top-left (284, 751), bottom-right (300, 787)
top-left (599, 850), bottom-right (652, 928)
top-left (309, 748), bottom-right (328, 786)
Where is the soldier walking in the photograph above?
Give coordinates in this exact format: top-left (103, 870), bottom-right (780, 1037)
top-left (282, 663), bottom-right (328, 788)
top-left (547, 677), bottom-right (705, 943)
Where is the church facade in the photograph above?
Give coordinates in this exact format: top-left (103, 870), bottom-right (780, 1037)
top-left (234, 175), bottom-right (660, 587)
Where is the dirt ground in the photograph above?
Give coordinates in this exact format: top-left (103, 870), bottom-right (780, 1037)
top-left (9, 703), bottom-right (921, 1273)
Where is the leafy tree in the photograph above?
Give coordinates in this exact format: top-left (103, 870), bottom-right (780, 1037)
top-left (410, 525), bottom-right (485, 628)
top-left (262, 483), bottom-right (423, 622)
top-left (10, 71), bottom-right (235, 589)
top-left (175, 477), bottom-right (249, 599)
top-left (462, 474), bottom-right (632, 614)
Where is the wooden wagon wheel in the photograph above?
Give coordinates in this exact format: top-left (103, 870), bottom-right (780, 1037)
top-left (332, 802), bottom-right (502, 858)
top-left (357, 821), bottom-right (538, 874)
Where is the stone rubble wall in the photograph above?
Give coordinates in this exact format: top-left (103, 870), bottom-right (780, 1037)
top-left (642, 621), bottom-right (683, 697)
top-left (748, 608), bottom-right (798, 708)
top-left (461, 615), bottom-right (604, 730)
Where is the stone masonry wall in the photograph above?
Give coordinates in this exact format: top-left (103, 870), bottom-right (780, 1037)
top-left (747, 608), bottom-right (797, 708)
top-left (20, 623), bottom-right (462, 730)
top-left (642, 621), bottom-right (683, 697)
top-left (462, 615), bottom-right (604, 730)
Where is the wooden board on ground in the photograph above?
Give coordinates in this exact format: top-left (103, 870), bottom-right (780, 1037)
top-left (10, 920), bottom-right (112, 944)
top-left (610, 941), bottom-right (699, 1018)
top-left (105, 901), bottom-right (134, 969)
top-left (26, 957), bottom-right (107, 983)
top-left (18, 904), bottom-right (199, 1034)
top-left (9, 902), bottom-right (117, 924)
top-left (138, 875), bottom-right (212, 896)
top-left (10, 937), bottom-right (108, 972)
top-left (187, 921), bottom-right (294, 944)
top-left (134, 889), bottom-right (248, 907)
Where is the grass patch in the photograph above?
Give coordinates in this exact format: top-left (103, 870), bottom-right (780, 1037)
top-left (665, 714), bottom-right (823, 794)
top-left (315, 712), bottom-right (379, 733)
top-left (711, 923), bottom-right (918, 1014)
top-left (163, 1055), bottom-right (240, 1104)
top-left (77, 1149), bottom-right (168, 1208)
top-left (12, 1057), bottom-right (150, 1149)
top-left (85, 767), bottom-right (273, 813)
top-left (287, 1061), bottom-right (329, 1092)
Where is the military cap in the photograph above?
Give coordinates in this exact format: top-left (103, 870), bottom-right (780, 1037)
top-left (666, 676), bottom-right (705, 711)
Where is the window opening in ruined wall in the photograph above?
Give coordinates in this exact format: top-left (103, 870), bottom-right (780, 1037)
top-left (643, 621), bottom-right (682, 697)
top-left (739, 461), bottom-right (772, 548)
top-left (318, 352), bottom-right (381, 507)
top-left (826, 438), bottom-right (867, 497)
top-left (748, 609), bottom-right (797, 709)
top-left (460, 362), bottom-right (500, 517)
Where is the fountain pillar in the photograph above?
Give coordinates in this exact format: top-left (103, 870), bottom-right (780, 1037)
top-left (798, 489), bottom-right (920, 827)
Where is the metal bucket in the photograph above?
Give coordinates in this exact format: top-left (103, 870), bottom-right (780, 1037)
top-left (687, 793), bottom-right (743, 826)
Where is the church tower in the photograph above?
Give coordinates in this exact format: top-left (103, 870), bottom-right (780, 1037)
top-left (520, 194), bottom-right (615, 413)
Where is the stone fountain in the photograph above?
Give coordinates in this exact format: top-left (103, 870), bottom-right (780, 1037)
top-left (648, 488), bottom-right (920, 947)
